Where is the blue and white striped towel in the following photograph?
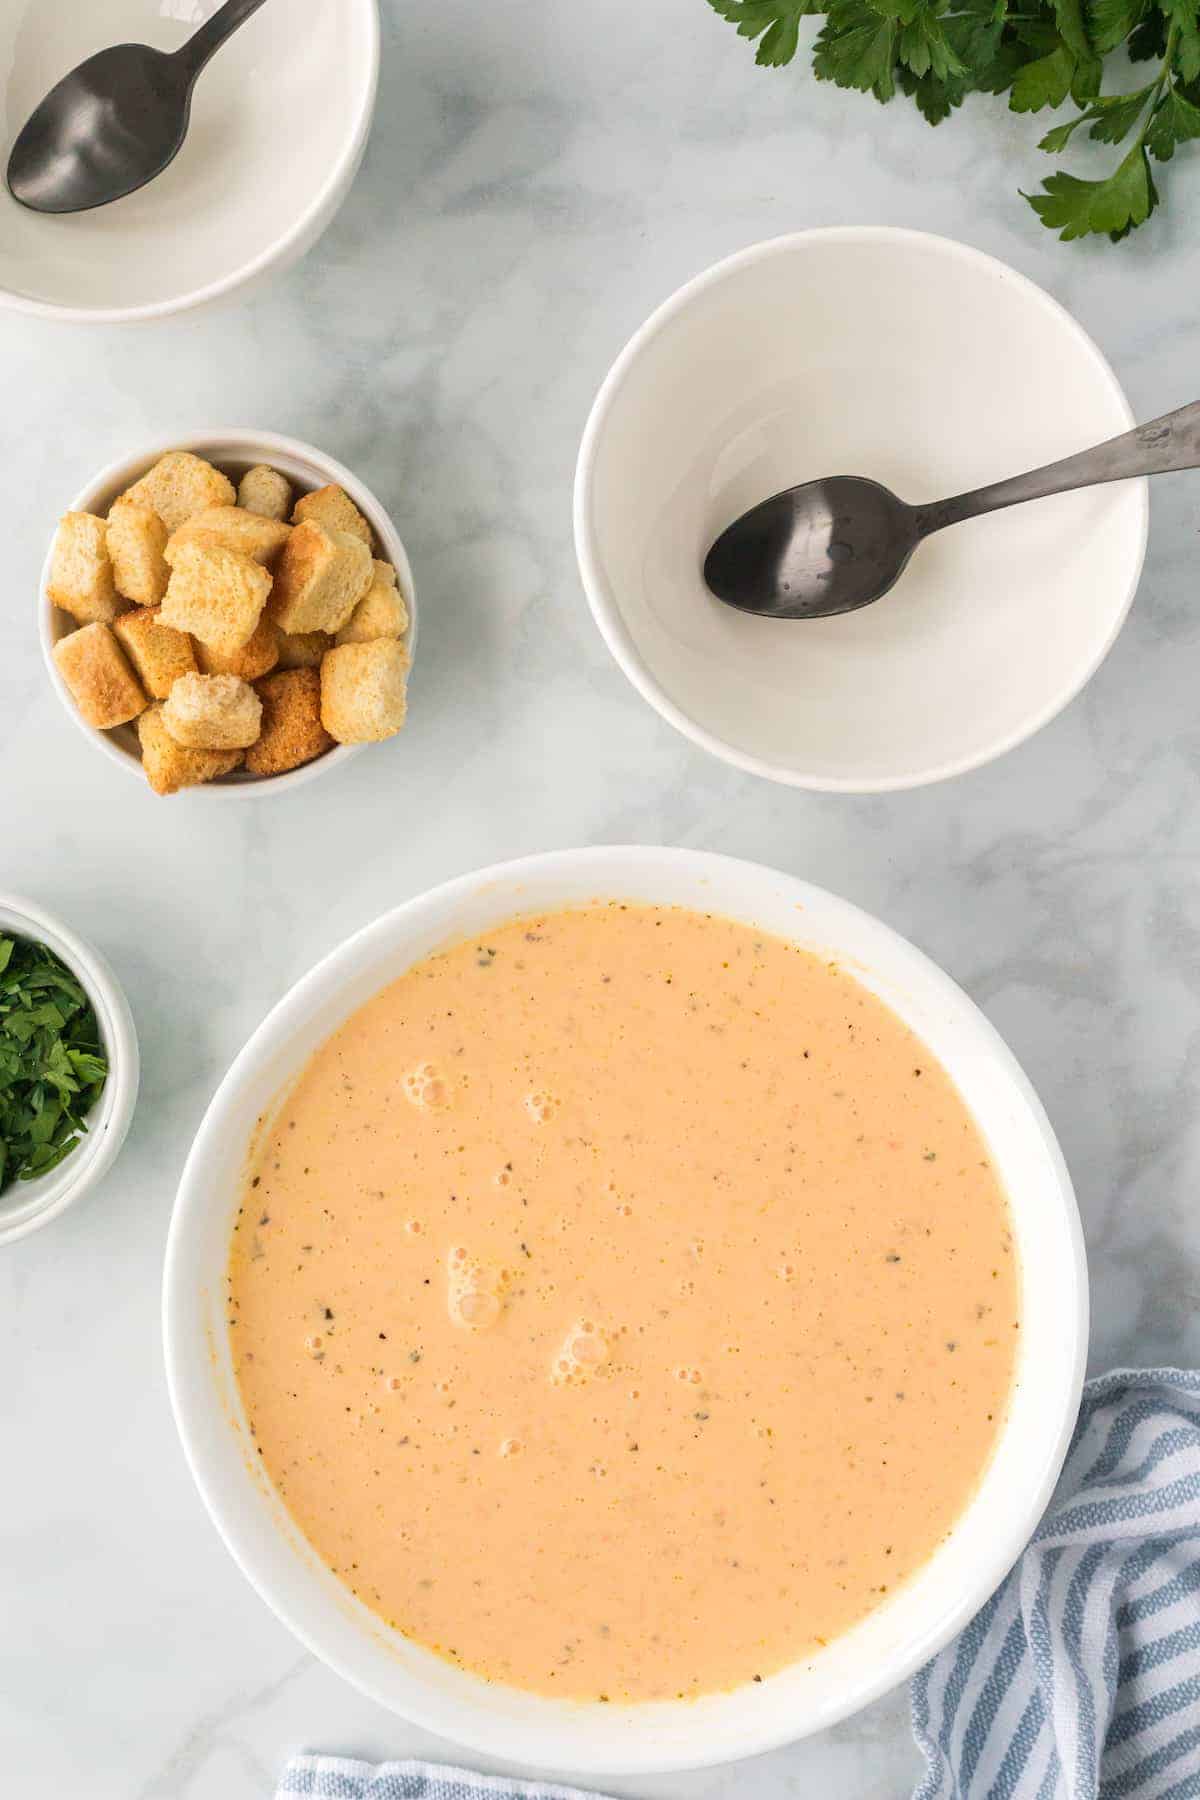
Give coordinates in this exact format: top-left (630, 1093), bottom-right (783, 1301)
top-left (914, 1368), bottom-right (1200, 1800)
top-left (280, 1370), bottom-right (1200, 1800)
top-left (276, 1759), bottom-right (612, 1800)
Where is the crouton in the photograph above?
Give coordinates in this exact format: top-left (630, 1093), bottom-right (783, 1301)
top-left (334, 560), bottom-right (409, 645)
top-left (160, 540), bottom-right (272, 656)
top-left (320, 638), bottom-right (409, 744)
top-left (292, 482), bottom-right (372, 547)
top-left (237, 465), bottom-right (291, 521)
top-left (166, 505), bottom-right (291, 568)
top-left (120, 451), bottom-right (235, 533)
top-left (137, 703), bottom-right (242, 795)
top-left (162, 672), bottom-right (262, 750)
top-left (106, 499), bottom-right (169, 607)
top-left (194, 613), bottom-right (279, 681)
top-left (47, 512), bottom-right (122, 625)
top-left (275, 629), bottom-right (330, 669)
top-left (53, 623), bottom-right (147, 728)
top-left (269, 521), bottom-right (372, 635)
top-left (244, 668), bottom-right (333, 776)
top-left (112, 606), bottom-right (197, 700)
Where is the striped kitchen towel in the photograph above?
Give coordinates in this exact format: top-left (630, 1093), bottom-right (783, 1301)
top-left (913, 1368), bottom-right (1200, 1800)
top-left (276, 1757), bottom-right (613, 1800)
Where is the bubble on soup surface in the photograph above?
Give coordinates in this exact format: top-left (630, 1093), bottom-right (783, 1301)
top-left (524, 1089), bottom-right (557, 1124)
top-left (403, 1063), bottom-right (451, 1110)
top-left (446, 1247), bottom-right (503, 1331)
top-left (550, 1322), bottom-right (609, 1383)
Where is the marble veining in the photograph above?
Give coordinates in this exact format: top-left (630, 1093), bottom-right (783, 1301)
top-left (2, 0), bottom-right (1199, 1794)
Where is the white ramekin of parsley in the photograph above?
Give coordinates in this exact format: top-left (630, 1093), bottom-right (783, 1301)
top-left (0, 897), bottom-right (138, 1246)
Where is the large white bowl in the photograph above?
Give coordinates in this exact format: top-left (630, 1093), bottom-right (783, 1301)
top-left (40, 428), bottom-right (417, 799)
top-left (0, 894), bottom-right (138, 1247)
top-left (575, 229), bottom-right (1149, 791)
top-left (163, 846), bottom-right (1087, 1774)
top-left (0, 0), bottom-right (379, 322)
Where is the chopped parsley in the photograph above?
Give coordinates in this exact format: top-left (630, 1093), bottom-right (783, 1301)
top-left (0, 935), bottom-right (108, 1193)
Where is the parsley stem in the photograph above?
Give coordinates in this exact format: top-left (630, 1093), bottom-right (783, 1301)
top-left (1139, 20), bottom-right (1180, 147)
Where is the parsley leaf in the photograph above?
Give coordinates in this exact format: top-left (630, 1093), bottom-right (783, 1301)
top-left (0, 935), bottom-right (109, 1194)
top-left (1025, 140), bottom-right (1159, 237)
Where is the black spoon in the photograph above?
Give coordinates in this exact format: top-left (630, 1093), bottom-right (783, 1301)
top-left (703, 399), bottom-right (1200, 620)
top-left (6, 0), bottom-right (269, 216)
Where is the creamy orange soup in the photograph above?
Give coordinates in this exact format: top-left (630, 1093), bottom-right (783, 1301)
top-left (229, 904), bottom-right (1018, 1701)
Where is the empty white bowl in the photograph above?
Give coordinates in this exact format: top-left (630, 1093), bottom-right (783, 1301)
top-left (164, 845), bottom-right (1086, 1773)
top-left (0, 0), bottom-right (379, 322)
top-left (575, 228), bottom-right (1149, 791)
top-left (0, 894), bottom-right (138, 1247)
top-left (40, 428), bottom-right (417, 799)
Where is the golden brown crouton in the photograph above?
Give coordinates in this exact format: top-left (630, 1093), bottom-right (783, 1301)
top-left (112, 606), bottom-right (197, 700)
top-left (292, 482), bottom-right (372, 547)
top-left (194, 613), bottom-right (279, 681)
top-left (275, 629), bottom-right (330, 669)
top-left (106, 499), bottom-right (169, 607)
top-left (137, 703), bottom-right (242, 795)
top-left (237, 465), bottom-right (291, 521)
top-left (162, 672), bottom-right (262, 750)
top-left (53, 623), bottom-right (147, 728)
top-left (334, 560), bottom-right (409, 645)
top-left (244, 668), bottom-right (333, 776)
top-left (166, 505), bottom-right (291, 568)
top-left (47, 512), bottom-right (122, 624)
top-left (120, 451), bottom-right (235, 534)
top-left (160, 540), bottom-right (272, 656)
top-left (269, 521), bottom-right (372, 635)
top-left (320, 638), bottom-right (409, 744)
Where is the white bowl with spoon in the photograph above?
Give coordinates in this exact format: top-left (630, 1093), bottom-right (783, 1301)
top-left (163, 844), bottom-right (1086, 1774)
top-left (0, 0), bottom-right (379, 321)
top-left (575, 228), bottom-right (1150, 791)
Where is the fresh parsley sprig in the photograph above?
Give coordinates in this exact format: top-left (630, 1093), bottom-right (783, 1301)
top-left (0, 936), bottom-right (109, 1193)
top-left (707, 0), bottom-right (1200, 241)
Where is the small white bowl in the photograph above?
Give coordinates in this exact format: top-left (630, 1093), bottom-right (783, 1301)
top-left (40, 429), bottom-right (418, 799)
top-left (164, 845), bottom-right (1086, 1774)
top-left (0, 895), bottom-right (139, 1247)
top-left (0, 0), bottom-right (379, 323)
top-left (575, 228), bottom-right (1149, 792)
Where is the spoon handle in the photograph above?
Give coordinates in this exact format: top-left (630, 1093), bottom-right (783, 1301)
top-left (175, 0), bottom-right (271, 79)
top-left (914, 398), bottom-right (1200, 538)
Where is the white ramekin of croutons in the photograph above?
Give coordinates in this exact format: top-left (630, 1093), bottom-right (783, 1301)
top-left (39, 432), bottom-right (417, 798)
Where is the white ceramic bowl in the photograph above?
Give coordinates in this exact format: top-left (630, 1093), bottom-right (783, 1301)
top-left (40, 429), bottom-right (418, 799)
top-left (164, 845), bottom-right (1087, 1774)
top-left (0, 0), bottom-right (378, 322)
top-left (575, 229), bottom-right (1149, 792)
top-left (0, 894), bottom-right (139, 1247)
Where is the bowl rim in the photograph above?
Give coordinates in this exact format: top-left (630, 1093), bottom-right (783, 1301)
top-left (0, 0), bottom-right (380, 324)
top-left (38, 426), bottom-right (417, 800)
top-left (163, 844), bottom-right (1088, 1773)
top-left (573, 225), bottom-right (1151, 794)
top-left (0, 892), bottom-right (139, 1246)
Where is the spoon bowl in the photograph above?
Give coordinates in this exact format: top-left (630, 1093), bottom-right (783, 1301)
top-left (7, 45), bottom-right (194, 214)
top-left (703, 476), bottom-right (919, 618)
top-left (6, 0), bottom-right (269, 217)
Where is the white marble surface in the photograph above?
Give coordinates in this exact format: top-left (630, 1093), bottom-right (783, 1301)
top-left (3, 0), bottom-right (1200, 1794)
